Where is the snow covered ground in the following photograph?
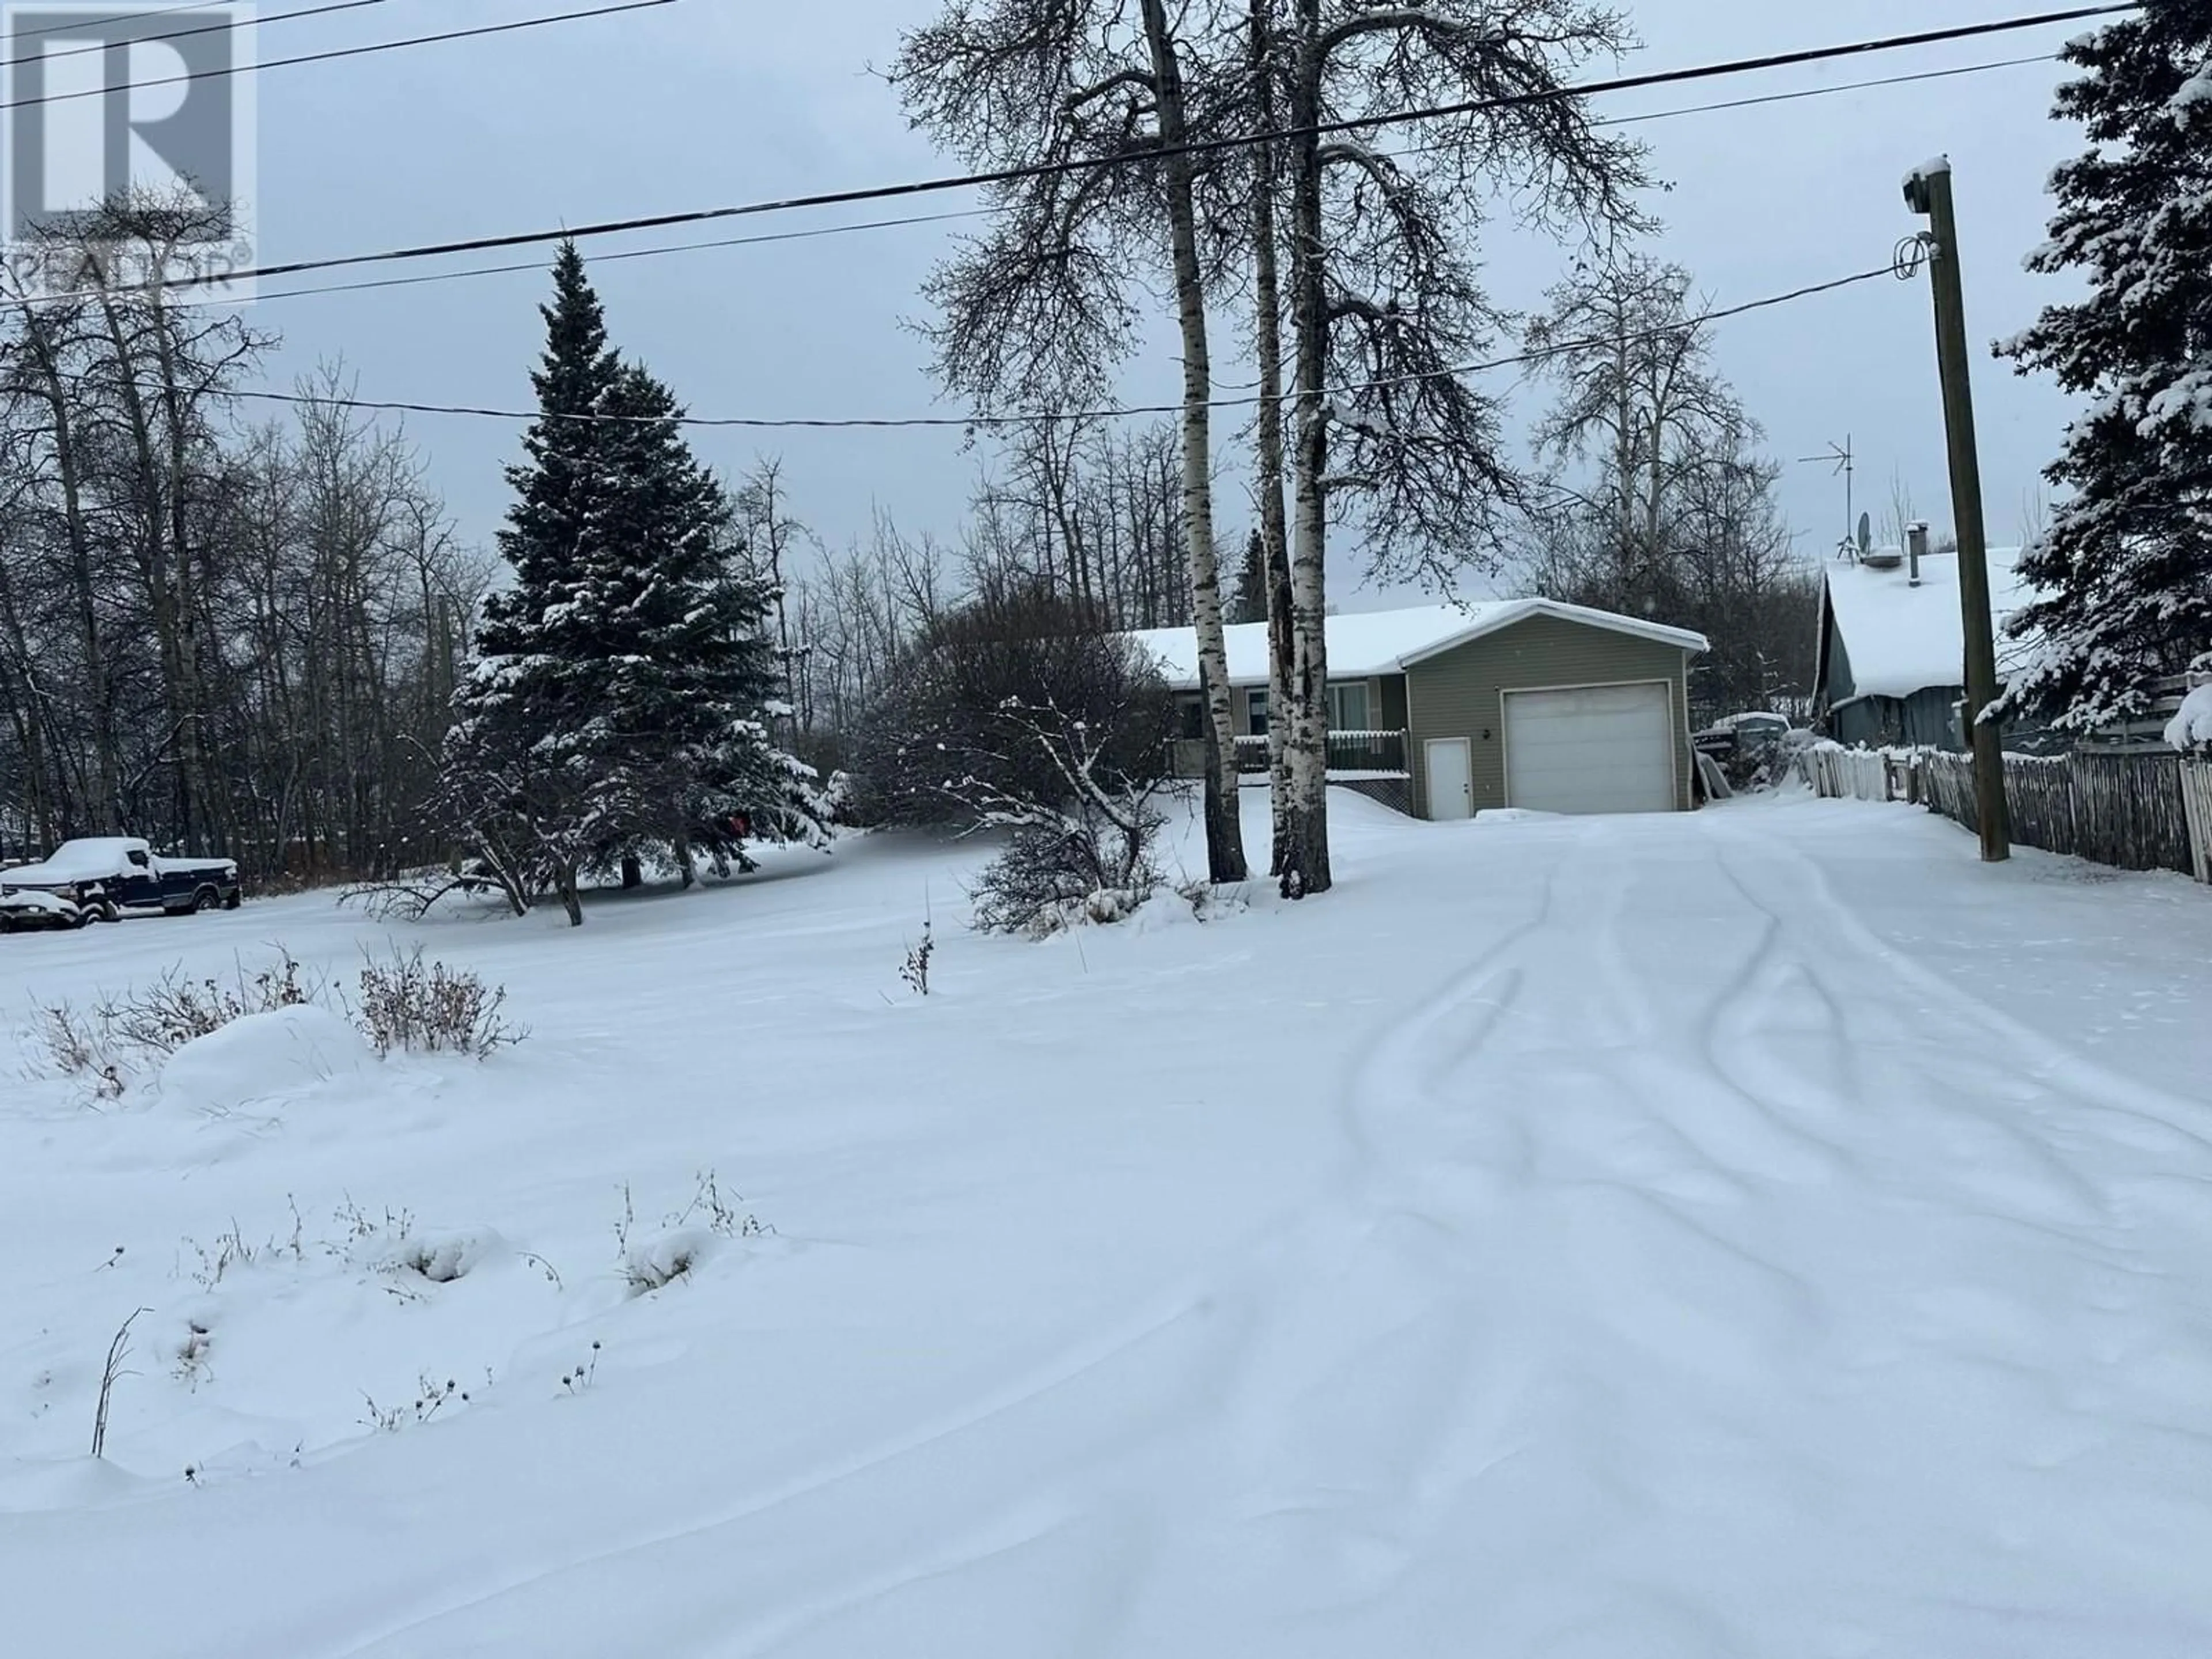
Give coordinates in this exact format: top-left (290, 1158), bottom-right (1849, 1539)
top-left (5, 790), bottom-right (2212, 1657)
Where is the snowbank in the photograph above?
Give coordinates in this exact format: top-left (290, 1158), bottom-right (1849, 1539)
top-left (157, 1005), bottom-right (378, 1112)
top-left (2165, 683), bottom-right (2212, 750)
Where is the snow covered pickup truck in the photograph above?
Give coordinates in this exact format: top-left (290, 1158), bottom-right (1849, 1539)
top-left (0, 838), bottom-right (241, 923)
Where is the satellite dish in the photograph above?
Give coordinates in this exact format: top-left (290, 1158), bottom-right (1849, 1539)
top-left (1857, 513), bottom-right (1873, 558)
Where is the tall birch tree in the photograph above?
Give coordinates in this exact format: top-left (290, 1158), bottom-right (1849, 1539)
top-left (1269, 0), bottom-right (1649, 893)
top-left (891, 0), bottom-right (1249, 882)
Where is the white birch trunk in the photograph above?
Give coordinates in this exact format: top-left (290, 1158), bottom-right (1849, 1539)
top-left (1280, 0), bottom-right (1333, 896)
top-left (1141, 0), bottom-right (1247, 884)
top-left (1252, 0), bottom-right (1294, 877)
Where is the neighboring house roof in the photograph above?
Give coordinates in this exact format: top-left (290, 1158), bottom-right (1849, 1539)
top-left (1130, 600), bottom-right (1709, 690)
top-left (1818, 548), bottom-right (2043, 703)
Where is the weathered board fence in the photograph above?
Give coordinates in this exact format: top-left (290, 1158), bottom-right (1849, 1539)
top-left (2183, 761), bottom-right (2212, 885)
top-left (1804, 742), bottom-right (2211, 880)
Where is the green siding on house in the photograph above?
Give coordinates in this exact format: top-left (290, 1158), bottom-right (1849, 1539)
top-left (1823, 623), bottom-right (1857, 710)
top-left (1404, 614), bottom-right (1695, 817)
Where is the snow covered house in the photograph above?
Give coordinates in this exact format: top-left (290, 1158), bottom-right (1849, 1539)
top-left (1813, 546), bottom-right (2042, 751)
top-left (1131, 600), bottom-right (1710, 819)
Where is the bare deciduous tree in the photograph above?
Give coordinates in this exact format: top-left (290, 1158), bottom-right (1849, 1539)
top-left (1527, 252), bottom-right (1747, 597)
top-left (893, 0), bottom-right (1249, 883)
top-left (1270, 0), bottom-right (1650, 894)
top-left (0, 191), bottom-right (484, 879)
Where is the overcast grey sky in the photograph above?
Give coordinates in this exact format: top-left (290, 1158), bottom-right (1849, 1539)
top-left (245, 0), bottom-right (2092, 600)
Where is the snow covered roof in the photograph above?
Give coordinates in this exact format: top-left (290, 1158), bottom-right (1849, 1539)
top-left (1128, 600), bottom-right (1709, 690)
top-left (1820, 549), bottom-right (2044, 703)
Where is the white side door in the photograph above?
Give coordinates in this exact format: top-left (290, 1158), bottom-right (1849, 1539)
top-left (1425, 737), bottom-right (1474, 821)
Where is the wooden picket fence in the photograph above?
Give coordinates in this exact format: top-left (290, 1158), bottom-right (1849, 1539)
top-left (1804, 742), bottom-right (2208, 878)
top-left (1802, 744), bottom-right (1894, 804)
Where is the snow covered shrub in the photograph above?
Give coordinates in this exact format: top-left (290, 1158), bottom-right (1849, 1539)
top-left (662, 1168), bottom-right (763, 1240)
top-left (100, 949), bottom-right (316, 1062)
top-left (35, 948), bottom-right (521, 1095)
top-left (349, 946), bottom-right (523, 1058)
top-left (359, 1374), bottom-right (469, 1432)
top-left (615, 1172), bottom-right (764, 1294)
top-left (385, 1230), bottom-right (502, 1285)
top-left (182, 1225), bottom-right (259, 1289)
top-left (332, 1196), bottom-right (414, 1249)
top-left (35, 1002), bottom-right (119, 1092)
top-left (969, 808), bottom-right (1165, 938)
top-left (849, 578), bottom-right (1173, 830)
top-left (623, 1230), bottom-right (712, 1296)
top-left (35, 952), bottom-right (323, 1088)
top-left (173, 1321), bottom-right (213, 1391)
top-left (901, 922), bottom-right (934, 995)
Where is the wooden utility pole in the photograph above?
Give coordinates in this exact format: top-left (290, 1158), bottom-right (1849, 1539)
top-left (1904, 157), bottom-right (2010, 863)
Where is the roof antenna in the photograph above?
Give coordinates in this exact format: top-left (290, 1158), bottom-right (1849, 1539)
top-left (1799, 435), bottom-right (1856, 559)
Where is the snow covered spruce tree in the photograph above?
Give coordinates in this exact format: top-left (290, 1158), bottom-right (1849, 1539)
top-left (1999, 2), bottom-right (2212, 727)
top-left (587, 363), bottom-right (825, 886)
top-left (440, 244), bottom-right (820, 925)
top-left (440, 243), bottom-right (618, 924)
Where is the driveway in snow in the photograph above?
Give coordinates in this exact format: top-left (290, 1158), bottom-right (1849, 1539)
top-left (4, 794), bottom-right (2210, 1657)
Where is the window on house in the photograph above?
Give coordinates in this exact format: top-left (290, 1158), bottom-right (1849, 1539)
top-left (1247, 688), bottom-right (1269, 734)
top-left (1329, 682), bottom-right (1371, 732)
top-left (1175, 694), bottom-right (1205, 740)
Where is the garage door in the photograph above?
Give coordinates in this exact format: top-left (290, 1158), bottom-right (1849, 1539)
top-left (1503, 683), bottom-right (1676, 815)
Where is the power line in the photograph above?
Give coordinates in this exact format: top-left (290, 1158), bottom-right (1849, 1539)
top-left (27, 0), bottom-right (240, 32)
top-left (149, 3), bottom-right (2134, 297)
top-left (0, 0), bottom-right (679, 114)
top-left (1599, 50), bottom-right (2062, 129)
top-left (253, 207), bottom-right (1003, 304)
top-left (203, 262), bottom-right (1899, 431)
top-left (1, 0), bottom-right (395, 74)
top-left (244, 50), bottom-right (2065, 309)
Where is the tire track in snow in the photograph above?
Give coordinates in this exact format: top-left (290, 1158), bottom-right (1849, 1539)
top-left (1159, 831), bottom-right (1811, 1621)
top-left (1328, 854), bottom-right (1565, 1193)
top-left (1705, 829), bottom-right (2141, 1232)
top-left (1691, 815), bottom-right (2212, 1461)
top-left (1706, 813), bottom-right (2212, 1151)
top-left (1703, 815), bottom-right (2212, 1232)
